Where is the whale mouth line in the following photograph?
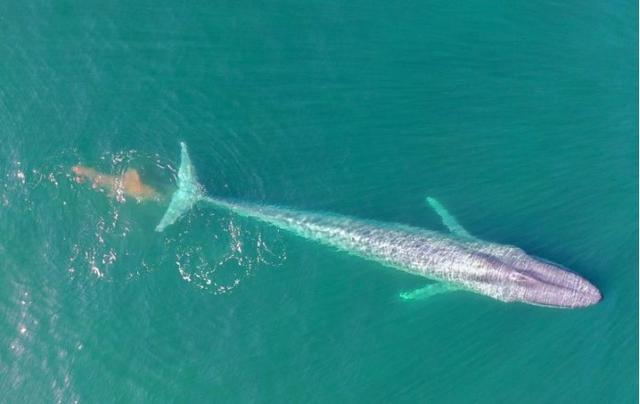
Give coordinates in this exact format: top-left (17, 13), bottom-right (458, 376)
top-left (523, 280), bottom-right (601, 308)
top-left (505, 265), bottom-right (601, 308)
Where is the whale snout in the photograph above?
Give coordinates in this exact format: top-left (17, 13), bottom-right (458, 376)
top-left (519, 269), bottom-right (602, 308)
top-left (577, 280), bottom-right (602, 307)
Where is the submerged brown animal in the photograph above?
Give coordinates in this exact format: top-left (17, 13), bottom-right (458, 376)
top-left (72, 165), bottom-right (160, 202)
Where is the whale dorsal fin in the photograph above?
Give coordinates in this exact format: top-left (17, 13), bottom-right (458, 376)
top-left (425, 197), bottom-right (474, 240)
top-left (155, 142), bottom-right (203, 232)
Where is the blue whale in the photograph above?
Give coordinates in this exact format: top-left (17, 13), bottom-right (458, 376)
top-left (156, 143), bottom-right (601, 308)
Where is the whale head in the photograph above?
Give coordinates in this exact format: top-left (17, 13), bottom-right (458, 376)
top-left (495, 249), bottom-right (601, 308)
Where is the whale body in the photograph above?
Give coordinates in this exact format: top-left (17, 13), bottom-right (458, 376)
top-left (156, 143), bottom-right (602, 308)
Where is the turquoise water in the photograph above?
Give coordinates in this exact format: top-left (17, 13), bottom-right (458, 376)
top-left (0, 1), bottom-right (637, 402)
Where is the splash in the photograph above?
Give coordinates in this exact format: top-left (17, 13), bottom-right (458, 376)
top-left (163, 208), bottom-right (286, 294)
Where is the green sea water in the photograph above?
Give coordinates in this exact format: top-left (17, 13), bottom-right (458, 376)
top-left (0, 1), bottom-right (637, 402)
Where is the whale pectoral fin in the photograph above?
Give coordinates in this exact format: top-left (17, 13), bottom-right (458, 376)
top-left (425, 197), bottom-right (474, 239)
top-left (399, 283), bottom-right (458, 301)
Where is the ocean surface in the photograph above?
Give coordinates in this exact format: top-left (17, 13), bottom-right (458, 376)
top-left (0, 1), bottom-right (637, 403)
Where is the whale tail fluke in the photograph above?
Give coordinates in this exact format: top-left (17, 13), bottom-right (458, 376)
top-left (155, 142), bottom-right (203, 232)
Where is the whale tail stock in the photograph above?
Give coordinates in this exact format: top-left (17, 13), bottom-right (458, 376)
top-left (155, 142), bottom-right (204, 232)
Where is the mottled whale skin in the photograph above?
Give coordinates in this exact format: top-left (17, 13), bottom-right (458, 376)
top-left (157, 143), bottom-right (602, 309)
